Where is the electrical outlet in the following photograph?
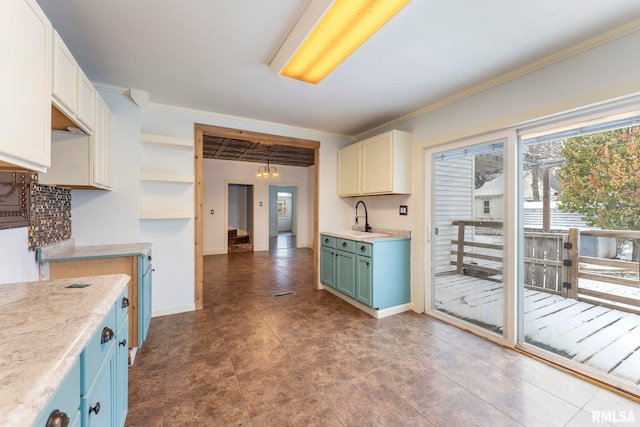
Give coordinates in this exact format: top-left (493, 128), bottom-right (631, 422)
top-left (399, 205), bottom-right (408, 215)
top-left (210, 209), bottom-right (214, 215)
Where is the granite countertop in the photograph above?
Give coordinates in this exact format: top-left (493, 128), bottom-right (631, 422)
top-left (321, 228), bottom-right (411, 243)
top-left (0, 274), bottom-right (130, 427)
top-left (37, 239), bottom-right (152, 262)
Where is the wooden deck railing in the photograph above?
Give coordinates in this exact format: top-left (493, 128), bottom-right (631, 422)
top-left (568, 229), bottom-right (640, 311)
top-left (451, 221), bottom-right (640, 313)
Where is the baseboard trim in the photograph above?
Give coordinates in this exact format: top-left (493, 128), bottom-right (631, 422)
top-left (320, 285), bottom-right (411, 319)
top-left (204, 249), bottom-right (226, 255)
top-left (152, 304), bottom-right (195, 318)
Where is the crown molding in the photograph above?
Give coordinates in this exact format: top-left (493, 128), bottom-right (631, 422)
top-left (353, 18), bottom-right (640, 141)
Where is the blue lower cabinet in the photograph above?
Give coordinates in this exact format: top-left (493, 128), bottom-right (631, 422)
top-left (33, 287), bottom-right (129, 427)
top-left (138, 251), bottom-right (152, 345)
top-left (355, 255), bottom-right (372, 306)
top-left (81, 345), bottom-right (115, 427)
top-left (336, 250), bottom-right (356, 298)
top-left (32, 358), bottom-right (80, 427)
top-left (320, 234), bottom-right (410, 310)
top-left (320, 246), bottom-right (336, 288)
top-left (115, 315), bottom-right (129, 427)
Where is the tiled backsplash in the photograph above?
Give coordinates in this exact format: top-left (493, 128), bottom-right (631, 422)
top-left (28, 175), bottom-right (71, 250)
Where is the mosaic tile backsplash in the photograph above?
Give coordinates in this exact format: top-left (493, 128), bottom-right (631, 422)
top-left (28, 175), bottom-right (71, 250)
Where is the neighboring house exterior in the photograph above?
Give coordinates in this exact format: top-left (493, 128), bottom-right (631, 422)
top-left (474, 174), bottom-right (615, 258)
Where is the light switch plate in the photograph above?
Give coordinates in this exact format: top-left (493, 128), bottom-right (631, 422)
top-left (399, 205), bottom-right (408, 215)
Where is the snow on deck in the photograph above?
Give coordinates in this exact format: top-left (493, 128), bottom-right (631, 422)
top-left (434, 273), bottom-right (640, 386)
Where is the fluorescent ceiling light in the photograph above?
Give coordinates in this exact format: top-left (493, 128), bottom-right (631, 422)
top-left (270, 0), bottom-right (411, 85)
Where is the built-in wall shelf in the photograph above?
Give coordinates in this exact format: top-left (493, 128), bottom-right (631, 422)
top-left (140, 133), bottom-right (193, 150)
top-left (139, 133), bottom-right (194, 221)
top-left (139, 172), bottom-right (194, 183)
top-left (138, 210), bottom-right (193, 219)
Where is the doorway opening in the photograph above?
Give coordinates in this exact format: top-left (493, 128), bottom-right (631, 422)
top-left (194, 124), bottom-right (320, 310)
top-left (269, 186), bottom-right (298, 250)
top-left (227, 183), bottom-right (254, 253)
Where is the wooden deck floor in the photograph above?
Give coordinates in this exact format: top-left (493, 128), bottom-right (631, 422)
top-left (434, 273), bottom-right (640, 386)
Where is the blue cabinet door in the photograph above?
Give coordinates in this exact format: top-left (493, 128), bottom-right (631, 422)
top-left (81, 346), bottom-right (114, 427)
top-left (356, 255), bottom-right (372, 306)
top-left (115, 314), bottom-right (129, 427)
top-left (140, 267), bottom-right (152, 344)
top-left (336, 250), bottom-right (356, 298)
top-left (320, 246), bottom-right (336, 287)
top-left (138, 252), bottom-right (152, 345)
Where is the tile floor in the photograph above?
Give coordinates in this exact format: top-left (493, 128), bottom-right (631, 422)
top-left (125, 248), bottom-right (640, 426)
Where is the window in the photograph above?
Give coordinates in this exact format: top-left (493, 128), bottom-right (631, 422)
top-left (483, 200), bottom-right (490, 214)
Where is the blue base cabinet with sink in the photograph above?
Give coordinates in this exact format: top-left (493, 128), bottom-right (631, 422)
top-left (320, 234), bottom-right (410, 310)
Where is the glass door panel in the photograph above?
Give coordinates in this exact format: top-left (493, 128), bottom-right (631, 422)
top-left (520, 118), bottom-right (640, 394)
top-left (432, 140), bottom-right (506, 335)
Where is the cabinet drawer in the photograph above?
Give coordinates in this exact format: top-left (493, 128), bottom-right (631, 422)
top-left (33, 358), bottom-right (80, 427)
top-left (81, 304), bottom-right (116, 393)
top-left (336, 238), bottom-right (355, 253)
top-left (320, 235), bottom-right (335, 248)
top-left (115, 286), bottom-right (129, 331)
top-left (355, 242), bottom-right (372, 257)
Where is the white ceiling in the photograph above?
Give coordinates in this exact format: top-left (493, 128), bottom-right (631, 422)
top-left (36, 0), bottom-right (640, 136)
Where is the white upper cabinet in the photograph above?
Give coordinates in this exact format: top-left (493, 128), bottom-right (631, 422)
top-left (93, 94), bottom-right (112, 189)
top-left (52, 30), bottom-right (78, 116)
top-left (361, 130), bottom-right (412, 195)
top-left (0, 0), bottom-right (52, 172)
top-left (77, 69), bottom-right (96, 131)
top-left (52, 30), bottom-right (98, 133)
top-left (337, 130), bottom-right (412, 196)
top-left (337, 143), bottom-right (361, 197)
top-left (40, 93), bottom-right (112, 190)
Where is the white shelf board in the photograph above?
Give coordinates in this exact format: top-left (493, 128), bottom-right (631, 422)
top-left (139, 172), bottom-right (194, 183)
top-left (141, 133), bottom-right (193, 150)
top-left (138, 210), bottom-right (193, 219)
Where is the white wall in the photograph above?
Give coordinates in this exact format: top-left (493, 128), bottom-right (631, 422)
top-left (401, 30), bottom-right (640, 313)
top-left (72, 90), bottom-right (143, 245)
top-left (137, 105), bottom-right (351, 311)
top-left (0, 227), bottom-right (39, 284)
top-left (203, 159), bottom-right (310, 253)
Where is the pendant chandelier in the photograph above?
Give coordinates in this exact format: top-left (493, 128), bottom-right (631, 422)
top-left (256, 146), bottom-right (279, 179)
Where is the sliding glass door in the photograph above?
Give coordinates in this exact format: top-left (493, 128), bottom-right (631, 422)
top-left (519, 112), bottom-right (640, 394)
top-left (429, 138), bottom-right (507, 337)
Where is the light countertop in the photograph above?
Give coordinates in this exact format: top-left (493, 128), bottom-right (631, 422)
top-left (37, 239), bottom-right (152, 262)
top-left (0, 274), bottom-right (129, 427)
top-left (320, 228), bottom-right (410, 243)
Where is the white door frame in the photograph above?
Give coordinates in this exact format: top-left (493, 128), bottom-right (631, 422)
top-left (423, 130), bottom-right (517, 348)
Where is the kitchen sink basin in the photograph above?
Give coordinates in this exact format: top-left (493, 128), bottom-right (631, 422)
top-left (334, 230), bottom-right (389, 238)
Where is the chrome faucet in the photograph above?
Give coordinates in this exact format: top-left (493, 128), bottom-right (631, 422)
top-left (355, 200), bottom-right (372, 232)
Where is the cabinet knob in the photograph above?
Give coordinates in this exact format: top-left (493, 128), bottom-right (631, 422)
top-left (360, 245), bottom-right (366, 251)
top-left (119, 338), bottom-right (127, 347)
top-left (324, 238), bottom-right (329, 243)
top-left (342, 242), bottom-right (347, 247)
top-left (148, 255), bottom-right (152, 262)
top-left (46, 409), bottom-right (69, 427)
top-left (121, 297), bottom-right (130, 308)
top-left (367, 262), bottom-right (370, 266)
top-left (89, 402), bottom-right (101, 415)
top-left (100, 327), bottom-right (115, 344)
